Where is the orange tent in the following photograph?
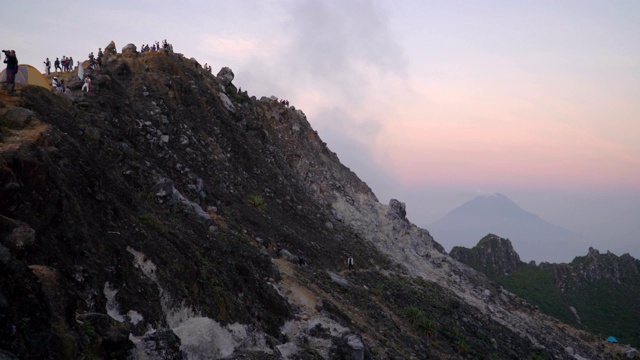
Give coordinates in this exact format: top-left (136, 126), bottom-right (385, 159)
top-left (1, 64), bottom-right (50, 89)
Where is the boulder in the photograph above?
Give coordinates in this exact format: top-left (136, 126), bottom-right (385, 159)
top-left (0, 216), bottom-right (35, 250)
top-left (216, 67), bottom-right (234, 86)
top-left (134, 328), bottom-right (182, 360)
top-left (104, 41), bottom-right (117, 57)
top-left (3, 107), bottom-right (35, 129)
top-left (332, 333), bottom-right (366, 360)
top-left (328, 272), bottom-right (351, 289)
top-left (387, 199), bottom-right (407, 221)
top-left (122, 43), bottom-right (138, 57)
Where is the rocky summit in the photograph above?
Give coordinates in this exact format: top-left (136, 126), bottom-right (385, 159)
top-left (0, 43), bottom-right (631, 359)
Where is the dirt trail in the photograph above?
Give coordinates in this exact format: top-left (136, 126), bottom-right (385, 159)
top-left (272, 258), bottom-right (320, 320)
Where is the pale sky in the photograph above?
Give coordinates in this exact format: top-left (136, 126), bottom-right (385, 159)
top-left (3, 0), bottom-right (639, 260)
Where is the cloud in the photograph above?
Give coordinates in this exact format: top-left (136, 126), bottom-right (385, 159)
top-left (280, 0), bottom-right (407, 103)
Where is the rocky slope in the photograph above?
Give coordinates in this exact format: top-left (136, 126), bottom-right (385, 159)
top-left (451, 235), bottom-right (640, 351)
top-left (0, 42), bottom-right (627, 359)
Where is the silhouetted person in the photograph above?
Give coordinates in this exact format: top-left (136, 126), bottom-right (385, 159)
top-left (43, 57), bottom-right (51, 75)
top-left (3, 50), bottom-right (18, 92)
top-left (347, 255), bottom-right (354, 270)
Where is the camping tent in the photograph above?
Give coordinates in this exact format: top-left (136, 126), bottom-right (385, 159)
top-left (606, 336), bottom-right (618, 343)
top-left (0, 64), bottom-right (50, 89)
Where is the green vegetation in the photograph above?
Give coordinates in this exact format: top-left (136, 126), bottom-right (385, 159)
top-left (247, 194), bottom-right (267, 211)
top-left (140, 213), bottom-right (168, 233)
top-left (134, 190), bottom-right (154, 204)
top-left (493, 264), bottom-right (640, 347)
top-left (401, 306), bottom-right (437, 338)
top-left (496, 265), bottom-right (573, 323)
top-left (226, 84), bottom-right (249, 103)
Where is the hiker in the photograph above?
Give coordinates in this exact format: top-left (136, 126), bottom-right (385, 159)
top-left (88, 52), bottom-right (95, 69)
top-left (52, 77), bottom-right (63, 92)
top-left (68, 57), bottom-right (73, 71)
top-left (43, 58), bottom-right (51, 75)
top-left (297, 250), bottom-right (305, 266)
top-left (3, 50), bottom-right (18, 91)
top-left (54, 57), bottom-right (61, 72)
top-left (347, 255), bottom-right (354, 270)
top-left (82, 76), bottom-right (91, 92)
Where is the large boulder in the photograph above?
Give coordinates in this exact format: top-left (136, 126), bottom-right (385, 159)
top-left (104, 41), bottom-right (117, 58)
top-left (134, 328), bottom-right (182, 360)
top-left (2, 107), bottom-right (35, 129)
top-left (216, 67), bottom-right (234, 86)
top-left (122, 44), bottom-right (138, 57)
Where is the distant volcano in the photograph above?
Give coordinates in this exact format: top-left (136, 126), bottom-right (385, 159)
top-left (428, 193), bottom-right (585, 263)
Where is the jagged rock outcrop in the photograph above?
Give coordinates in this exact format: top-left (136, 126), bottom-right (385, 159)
top-left (0, 41), bottom-right (626, 359)
top-left (454, 237), bottom-right (640, 349)
top-left (216, 67), bottom-right (234, 86)
top-left (450, 234), bottom-right (522, 277)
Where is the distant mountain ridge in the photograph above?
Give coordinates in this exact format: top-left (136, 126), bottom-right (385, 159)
top-left (428, 193), bottom-right (585, 262)
top-left (451, 234), bottom-right (640, 348)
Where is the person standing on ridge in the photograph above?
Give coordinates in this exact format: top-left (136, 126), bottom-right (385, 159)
top-left (43, 57), bottom-right (51, 75)
top-left (3, 50), bottom-right (18, 92)
top-left (54, 57), bottom-right (61, 72)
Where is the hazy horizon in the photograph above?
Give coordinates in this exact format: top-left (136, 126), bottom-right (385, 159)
top-left (4, 1), bottom-right (638, 262)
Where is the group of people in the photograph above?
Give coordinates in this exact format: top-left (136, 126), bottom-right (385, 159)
top-left (279, 99), bottom-right (290, 106)
top-left (49, 46), bottom-right (101, 93)
top-left (43, 56), bottom-right (74, 75)
top-left (140, 39), bottom-right (172, 54)
top-left (51, 74), bottom-right (91, 94)
top-left (88, 48), bottom-right (103, 70)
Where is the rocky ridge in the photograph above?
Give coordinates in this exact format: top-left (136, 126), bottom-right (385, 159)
top-left (0, 42), bottom-right (627, 359)
top-left (451, 234), bottom-right (640, 352)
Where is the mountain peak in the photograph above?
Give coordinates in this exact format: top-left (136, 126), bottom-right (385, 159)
top-left (429, 193), bottom-right (584, 262)
top-left (465, 192), bottom-right (521, 211)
